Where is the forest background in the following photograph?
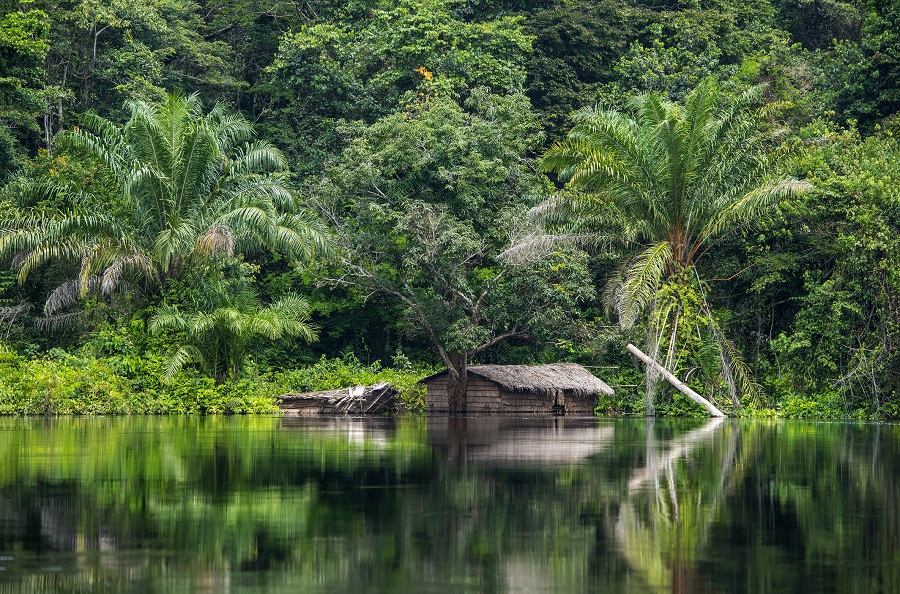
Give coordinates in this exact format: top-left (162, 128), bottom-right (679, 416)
top-left (0, 0), bottom-right (898, 418)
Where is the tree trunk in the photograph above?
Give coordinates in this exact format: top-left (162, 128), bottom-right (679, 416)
top-left (446, 352), bottom-right (468, 413)
top-left (627, 343), bottom-right (726, 418)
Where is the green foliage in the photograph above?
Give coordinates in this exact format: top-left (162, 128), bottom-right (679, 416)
top-left (38, 0), bottom-right (236, 113)
top-left (610, 17), bottom-right (737, 100)
top-left (776, 392), bottom-right (845, 419)
top-left (0, 3), bottom-right (49, 177)
top-left (751, 121), bottom-right (900, 415)
top-left (317, 90), bottom-right (595, 398)
top-left (516, 0), bottom-right (630, 139)
top-left (594, 365), bottom-right (645, 415)
top-left (150, 262), bottom-right (317, 382)
top-left (0, 346), bottom-right (280, 415)
top-left (1, 0), bottom-right (899, 418)
top-left (801, 0), bottom-right (900, 126)
top-left (653, 392), bottom-right (711, 418)
top-left (265, 0), bottom-right (533, 177)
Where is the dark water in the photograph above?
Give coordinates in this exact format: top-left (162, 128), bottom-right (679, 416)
top-left (0, 416), bottom-right (897, 594)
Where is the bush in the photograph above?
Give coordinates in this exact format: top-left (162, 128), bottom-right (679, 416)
top-left (0, 347), bottom-right (281, 415)
top-left (777, 392), bottom-right (844, 420)
top-left (0, 346), bottom-right (434, 416)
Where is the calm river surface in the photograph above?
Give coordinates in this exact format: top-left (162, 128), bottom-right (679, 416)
top-left (0, 416), bottom-right (896, 593)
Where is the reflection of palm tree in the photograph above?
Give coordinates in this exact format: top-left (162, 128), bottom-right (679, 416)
top-left (615, 420), bottom-right (746, 593)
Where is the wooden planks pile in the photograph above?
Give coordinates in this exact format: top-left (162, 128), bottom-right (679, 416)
top-left (277, 382), bottom-right (397, 415)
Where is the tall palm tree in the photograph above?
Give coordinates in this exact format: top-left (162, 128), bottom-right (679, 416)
top-left (533, 79), bottom-right (811, 406)
top-left (0, 92), bottom-right (329, 315)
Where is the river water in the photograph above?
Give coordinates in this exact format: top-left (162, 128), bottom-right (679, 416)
top-left (0, 416), bottom-right (896, 593)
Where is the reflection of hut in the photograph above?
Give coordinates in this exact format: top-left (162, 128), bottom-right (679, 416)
top-left (427, 417), bottom-right (613, 464)
top-left (422, 363), bottom-right (613, 414)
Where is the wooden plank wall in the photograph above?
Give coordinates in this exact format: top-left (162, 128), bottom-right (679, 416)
top-left (563, 395), bottom-right (597, 415)
top-left (425, 377), bottom-right (449, 412)
top-left (425, 376), bottom-right (501, 411)
top-left (500, 390), bottom-right (597, 414)
top-left (465, 377), bottom-right (502, 412)
top-left (500, 390), bottom-right (554, 413)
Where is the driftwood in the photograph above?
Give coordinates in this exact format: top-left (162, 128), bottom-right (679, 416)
top-left (277, 382), bottom-right (397, 415)
top-left (626, 343), bottom-right (726, 418)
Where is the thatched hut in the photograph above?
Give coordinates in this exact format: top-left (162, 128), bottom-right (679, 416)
top-left (422, 363), bottom-right (614, 414)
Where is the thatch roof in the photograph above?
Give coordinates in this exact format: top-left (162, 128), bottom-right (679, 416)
top-left (421, 363), bottom-right (613, 397)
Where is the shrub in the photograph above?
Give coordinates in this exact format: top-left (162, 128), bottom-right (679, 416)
top-left (0, 348), bottom-right (281, 415)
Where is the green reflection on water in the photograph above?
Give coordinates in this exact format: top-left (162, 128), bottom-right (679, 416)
top-left (0, 416), bottom-right (896, 593)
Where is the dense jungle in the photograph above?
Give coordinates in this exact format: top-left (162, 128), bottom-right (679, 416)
top-left (0, 0), bottom-right (899, 417)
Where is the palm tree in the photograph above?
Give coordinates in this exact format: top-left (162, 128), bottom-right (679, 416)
top-left (149, 277), bottom-right (316, 383)
top-left (0, 92), bottom-right (329, 316)
top-left (533, 79), bottom-right (811, 406)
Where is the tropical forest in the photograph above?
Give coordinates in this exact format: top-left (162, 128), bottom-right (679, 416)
top-left (1, 0), bottom-right (900, 419)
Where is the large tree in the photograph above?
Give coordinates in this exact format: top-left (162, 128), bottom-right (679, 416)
top-left (265, 0), bottom-right (533, 178)
top-left (529, 79), bottom-right (810, 408)
top-left (316, 91), bottom-right (594, 412)
top-left (0, 91), bottom-right (329, 317)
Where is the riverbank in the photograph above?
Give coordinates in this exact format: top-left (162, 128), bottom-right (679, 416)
top-left (0, 350), bottom-right (430, 415)
top-left (0, 348), bottom-right (889, 419)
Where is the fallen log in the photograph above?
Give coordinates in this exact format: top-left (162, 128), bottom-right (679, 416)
top-left (277, 382), bottom-right (397, 415)
top-left (626, 343), bottom-right (726, 418)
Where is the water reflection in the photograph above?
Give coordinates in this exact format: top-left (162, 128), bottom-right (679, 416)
top-left (427, 416), bottom-right (613, 465)
top-left (617, 419), bottom-right (736, 593)
top-left (0, 417), bottom-right (895, 593)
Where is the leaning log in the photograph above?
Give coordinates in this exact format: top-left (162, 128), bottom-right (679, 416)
top-left (277, 382), bottom-right (397, 415)
top-left (626, 343), bottom-right (726, 418)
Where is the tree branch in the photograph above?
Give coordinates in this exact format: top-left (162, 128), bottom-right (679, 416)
top-left (203, 23), bottom-right (235, 39)
top-left (472, 329), bottom-right (529, 355)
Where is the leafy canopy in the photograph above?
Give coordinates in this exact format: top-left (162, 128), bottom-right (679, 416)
top-left (315, 90), bottom-right (594, 384)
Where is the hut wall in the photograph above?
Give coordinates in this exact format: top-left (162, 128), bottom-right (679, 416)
top-left (424, 369), bottom-right (602, 414)
top-left (425, 376), bottom-right (502, 412)
top-left (465, 377), bottom-right (502, 412)
top-left (425, 377), bottom-right (449, 412)
top-left (498, 390), bottom-right (598, 414)
top-left (563, 393), bottom-right (598, 415)
top-left (500, 389), bottom-right (555, 413)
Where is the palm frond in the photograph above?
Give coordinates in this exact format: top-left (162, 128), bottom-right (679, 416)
top-left (163, 345), bottom-right (204, 383)
top-left (44, 276), bottom-right (101, 316)
top-left (706, 310), bottom-right (763, 407)
top-left (609, 241), bottom-right (672, 329)
top-left (101, 253), bottom-right (156, 296)
top-left (148, 305), bottom-right (190, 333)
top-left (698, 178), bottom-right (812, 245)
top-left (194, 223), bottom-right (235, 259)
top-left (229, 141), bottom-right (289, 175)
